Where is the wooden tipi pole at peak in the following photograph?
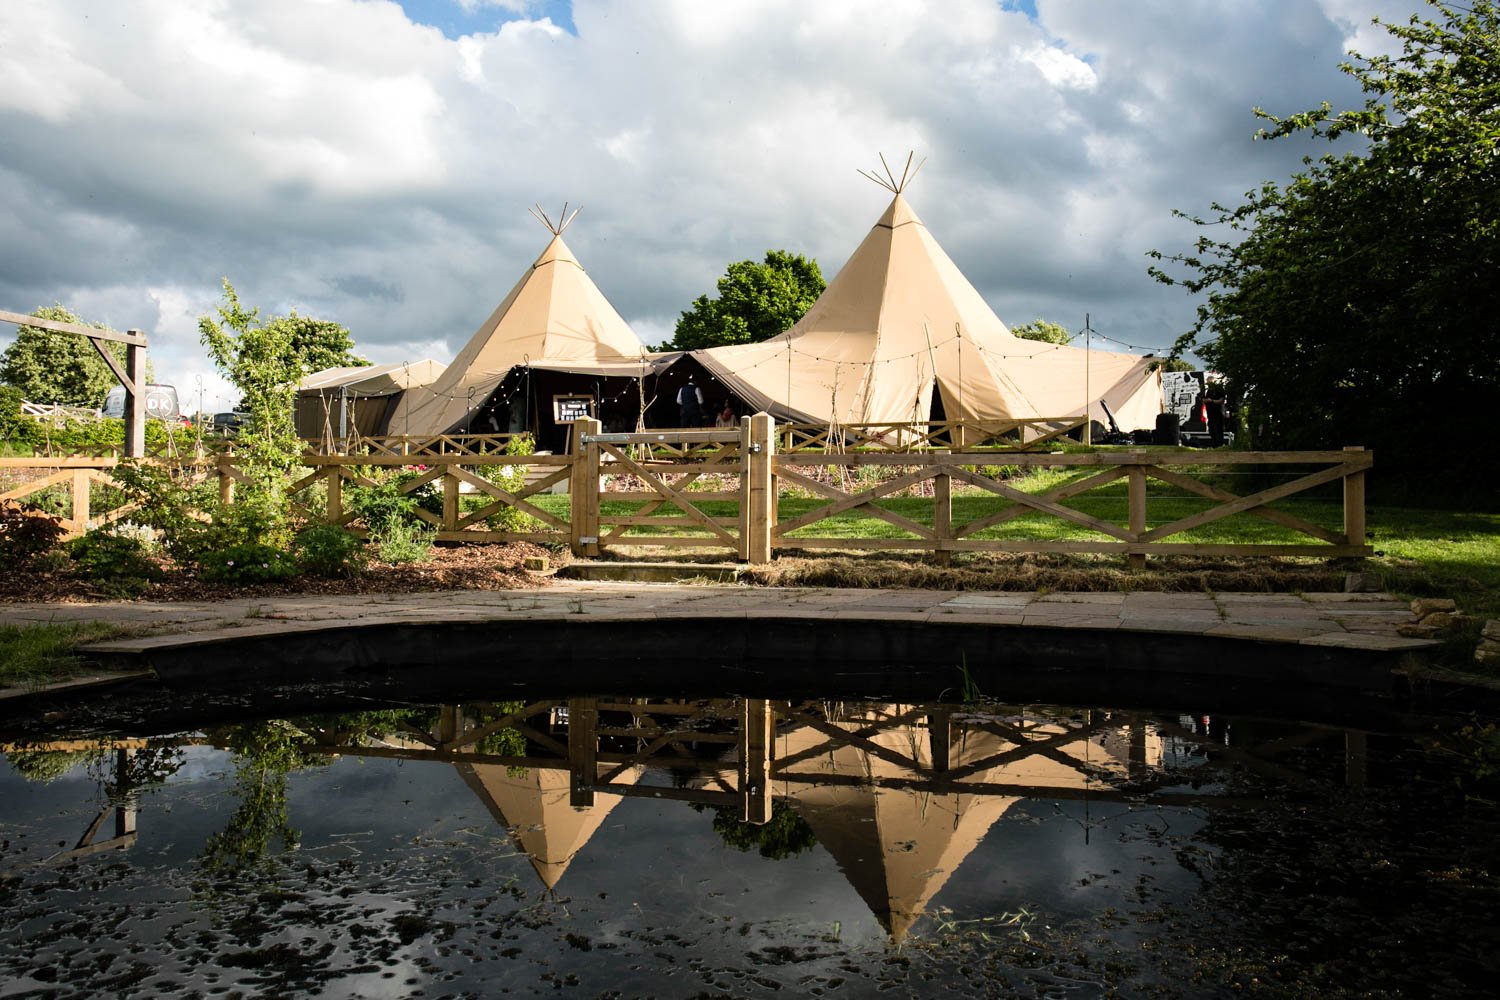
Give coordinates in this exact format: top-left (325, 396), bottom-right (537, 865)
top-left (527, 202), bottom-right (581, 236)
top-left (857, 151), bottom-right (927, 195)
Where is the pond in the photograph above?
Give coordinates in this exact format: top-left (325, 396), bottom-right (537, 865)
top-left (2, 686), bottom-right (1499, 998)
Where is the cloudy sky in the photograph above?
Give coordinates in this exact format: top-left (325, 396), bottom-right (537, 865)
top-left (0, 0), bottom-right (1421, 412)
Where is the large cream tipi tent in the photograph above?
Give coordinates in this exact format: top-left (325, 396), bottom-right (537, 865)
top-left (694, 161), bottom-right (1161, 444)
top-left (386, 206), bottom-right (649, 436)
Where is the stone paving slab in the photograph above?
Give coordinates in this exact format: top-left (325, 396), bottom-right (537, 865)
top-left (0, 582), bottom-right (1442, 673)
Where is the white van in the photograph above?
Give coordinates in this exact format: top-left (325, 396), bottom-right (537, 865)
top-left (102, 384), bottom-right (181, 422)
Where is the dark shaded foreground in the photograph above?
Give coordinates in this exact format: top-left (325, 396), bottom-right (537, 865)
top-left (3, 682), bottom-right (1499, 998)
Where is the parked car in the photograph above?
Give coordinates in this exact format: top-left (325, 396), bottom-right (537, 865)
top-left (211, 411), bottom-right (251, 434)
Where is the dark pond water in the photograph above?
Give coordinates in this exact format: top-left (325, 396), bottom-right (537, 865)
top-left (3, 690), bottom-right (1500, 998)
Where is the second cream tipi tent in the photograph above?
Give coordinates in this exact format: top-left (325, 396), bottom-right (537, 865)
top-left (386, 204), bottom-right (649, 437)
top-left (694, 158), bottom-right (1161, 444)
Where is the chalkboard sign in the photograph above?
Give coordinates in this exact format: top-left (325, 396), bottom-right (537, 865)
top-left (553, 394), bottom-right (595, 423)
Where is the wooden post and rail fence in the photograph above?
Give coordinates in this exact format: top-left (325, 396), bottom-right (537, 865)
top-left (0, 415), bottom-right (1374, 565)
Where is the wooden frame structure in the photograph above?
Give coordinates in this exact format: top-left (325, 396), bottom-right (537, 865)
top-left (1, 416), bottom-right (1371, 563)
top-left (0, 309), bottom-right (149, 457)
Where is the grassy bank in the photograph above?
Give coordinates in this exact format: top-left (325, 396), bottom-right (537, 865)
top-left (0, 622), bottom-right (128, 690)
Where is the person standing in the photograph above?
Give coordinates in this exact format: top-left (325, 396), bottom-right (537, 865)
top-left (677, 378), bottom-right (704, 427)
top-left (1205, 383), bottom-right (1228, 447)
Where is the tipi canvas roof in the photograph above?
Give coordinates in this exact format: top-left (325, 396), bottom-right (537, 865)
top-left (695, 175), bottom-right (1159, 442)
top-left (297, 359), bottom-right (446, 398)
top-left (387, 206), bottom-right (645, 436)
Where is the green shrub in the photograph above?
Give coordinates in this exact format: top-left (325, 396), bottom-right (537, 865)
top-left (203, 493), bottom-right (291, 550)
top-left (373, 518), bottom-right (434, 564)
top-left (0, 501), bottom-right (66, 566)
top-left (65, 530), bottom-right (160, 597)
top-left (294, 524), bottom-right (365, 577)
top-left (346, 476), bottom-right (420, 533)
top-left (107, 462), bottom-right (216, 562)
top-left (198, 543), bottom-right (300, 584)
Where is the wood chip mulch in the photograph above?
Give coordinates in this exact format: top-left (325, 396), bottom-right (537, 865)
top-left (0, 543), bottom-right (556, 604)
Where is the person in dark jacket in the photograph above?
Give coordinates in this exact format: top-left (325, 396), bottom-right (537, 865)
top-left (1204, 383), bottom-right (1229, 447)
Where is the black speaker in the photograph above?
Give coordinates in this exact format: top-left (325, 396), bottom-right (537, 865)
top-left (1152, 412), bottom-right (1181, 446)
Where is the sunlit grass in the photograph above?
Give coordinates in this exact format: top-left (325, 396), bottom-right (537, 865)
top-left (0, 621), bottom-right (126, 690)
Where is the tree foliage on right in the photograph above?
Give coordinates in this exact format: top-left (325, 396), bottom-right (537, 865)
top-left (1150, 0), bottom-right (1499, 503)
top-left (664, 250), bottom-right (825, 351)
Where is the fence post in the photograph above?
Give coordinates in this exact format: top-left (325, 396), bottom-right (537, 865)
top-left (442, 463), bottom-right (459, 533)
top-left (1343, 446), bottom-right (1367, 552)
top-left (217, 456), bottom-right (235, 506)
top-left (1127, 460), bottom-right (1148, 570)
top-left (70, 468), bottom-right (90, 531)
top-left (933, 449), bottom-right (951, 566)
top-left (326, 465), bottom-right (343, 525)
top-left (744, 412), bottom-right (774, 564)
top-left (123, 337), bottom-right (146, 459)
top-left (569, 417), bottom-right (601, 557)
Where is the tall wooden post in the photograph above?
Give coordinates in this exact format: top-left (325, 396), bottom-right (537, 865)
top-left (568, 697), bottom-right (598, 808)
top-left (933, 450), bottom-right (952, 567)
top-left (442, 464), bottom-right (459, 533)
top-left (740, 698), bottom-right (773, 825)
top-left (326, 466), bottom-right (343, 525)
top-left (569, 417), bottom-right (601, 557)
top-left (71, 468), bottom-right (91, 532)
top-left (1127, 460), bottom-right (1148, 570)
top-left (217, 456), bottom-right (235, 507)
top-left (124, 336), bottom-right (146, 458)
top-left (1343, 446), bottom-right (1367, 552)
top-left (744, 412), bottom-right (774, 565)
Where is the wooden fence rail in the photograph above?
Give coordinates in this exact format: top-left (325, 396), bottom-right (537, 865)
top-left (1, 415), bottom-right (1372, 564)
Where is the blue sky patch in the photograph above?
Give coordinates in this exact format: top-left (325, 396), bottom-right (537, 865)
top-left (394, 0), bottom-right (576, 38)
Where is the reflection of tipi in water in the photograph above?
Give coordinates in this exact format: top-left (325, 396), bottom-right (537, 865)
top-left (456, 763), bottom-right (642, 890)
top-left (776, 706), bottom-right (1143, 940)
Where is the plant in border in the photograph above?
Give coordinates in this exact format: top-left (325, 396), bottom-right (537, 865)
top-left (197, 543), bottom-right (300, 584)
top-left (293, 523), bottom-right (366, 578)
top-left (65, 529), bottom-right (161, 597)
top-left (0, 500), bottom-right (66, 567)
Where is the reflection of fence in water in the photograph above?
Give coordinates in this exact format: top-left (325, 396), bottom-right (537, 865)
top-left (6, 704), bottom-right (1370, 937)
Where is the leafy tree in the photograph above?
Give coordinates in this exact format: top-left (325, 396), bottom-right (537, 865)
top-left (199, 280), bottom-right (304, 496)
top-left (1010, 318), bottom-right (1072, 346)
top-left (0, 305), bottom-right (128, 405)
top-left (278, 313), bottom-right (367, 375)
top-left (1149, 1), bottom-right (1500, 502)
top-left (664, 250), bottom-right (825, 350)
top-left (198, 279), bottom-right (364, 501)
